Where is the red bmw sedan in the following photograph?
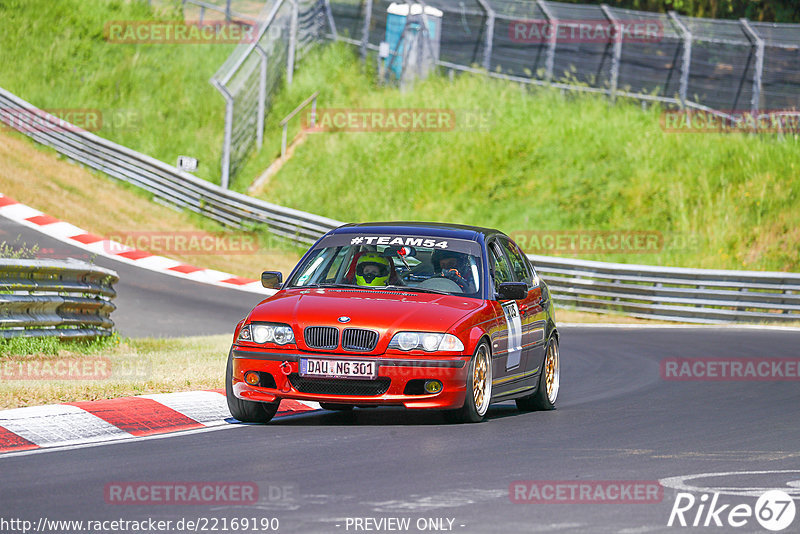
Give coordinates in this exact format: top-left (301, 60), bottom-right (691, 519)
top-left (227, 222), bottom-right (559, 423)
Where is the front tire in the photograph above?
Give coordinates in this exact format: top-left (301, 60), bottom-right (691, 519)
top-left (516, 336), bottom-right (559, 412)
top-left (225, 349), bottom-right (280, 423)
top-left (446, 341), bottom-right (492, 423)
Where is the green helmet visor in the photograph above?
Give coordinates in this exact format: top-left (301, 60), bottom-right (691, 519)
top-left (356, 261), bottom-right (390, 284)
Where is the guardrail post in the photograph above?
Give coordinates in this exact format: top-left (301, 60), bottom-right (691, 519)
top-left (476, 0), bottom-right (495, 71)
top-left (360, 0), bottom-right (374, 62)
top-left (740, 18), bottom-right (764, 116)
top-left (324, 0), bottom-right (338, 38)
top-left (213, 82), bottom-right (234, 189)
top-left (256, 44), bottom-right (268, 150)
top-left (287, 0), bottom-right (299, 85)
top-left (668, 11), bottom-right (692, 109)
top-left (600, 4), bottom-right (621, 103)
top-left (537, 0), bottom-right (557, 83)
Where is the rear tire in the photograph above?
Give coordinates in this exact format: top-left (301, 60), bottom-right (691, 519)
top-left (445, 341), bottom-right (492, 423)
top-left (226, 349), bottom-right (280, 423)
top-left (516, 336), bottom-right (559, 412)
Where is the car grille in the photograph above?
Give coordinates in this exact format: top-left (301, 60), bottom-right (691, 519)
top-left (304, 326), bottom-right (338, 350)
top-left (342, 328), bottom-right (379, 351)
top-left (288, 374), bottom-right (391, 396)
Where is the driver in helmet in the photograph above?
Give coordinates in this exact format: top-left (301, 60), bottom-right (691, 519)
top-left (431, 250), bottom-right (473, 292)
top-left (355, 253), bottom-right (391, 286)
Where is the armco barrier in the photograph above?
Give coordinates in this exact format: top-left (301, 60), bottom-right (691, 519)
top-left (531, 254), bottom-right (800, 324)
top-left (1, 86), bottom-right (798, 324)
top-left (0, 259), bottom-right (118, 339)
top-left (0, 87), bottom-right (340, 245)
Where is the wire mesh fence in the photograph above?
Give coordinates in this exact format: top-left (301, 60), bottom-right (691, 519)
top-left (207, 0), bottom-right (799, 186)
top-left (328, 0), bottom-right (799, 111)
top-left (210, 0), bottom-right (329, 187)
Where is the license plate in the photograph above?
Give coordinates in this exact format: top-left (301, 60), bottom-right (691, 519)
top-left (299, 358), bottom-right (377, 379)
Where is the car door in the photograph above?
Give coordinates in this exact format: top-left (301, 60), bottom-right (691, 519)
top-left (498, 237), bottom-right (548, 380)
top-left (487, 238), bottom-right (529, 398)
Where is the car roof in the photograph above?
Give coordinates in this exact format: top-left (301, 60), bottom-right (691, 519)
top-left (331, 222), bottom-right (504, 241)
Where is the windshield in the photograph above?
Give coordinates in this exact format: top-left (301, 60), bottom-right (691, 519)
top-left (287, 234), bottom-right (483, 298)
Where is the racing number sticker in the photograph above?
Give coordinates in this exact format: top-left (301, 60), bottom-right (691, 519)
top-left (502, 301), bottom-right (523, 371)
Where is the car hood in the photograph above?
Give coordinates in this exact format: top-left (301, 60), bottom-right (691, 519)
top-left (247, 287), bottom-right (483, 353)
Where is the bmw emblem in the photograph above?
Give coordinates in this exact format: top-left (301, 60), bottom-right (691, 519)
top-left (338, 316), bottom-right (351, 323)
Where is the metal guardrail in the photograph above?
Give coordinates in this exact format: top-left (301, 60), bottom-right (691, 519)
top-left (0, 87), bottom-right (341, 244)
top-left (1, 87), bottom-right (798, 324)
top-left (0, 259), bottom-right (119, 339)
top-left (530, 255), bottom-right (800, 324)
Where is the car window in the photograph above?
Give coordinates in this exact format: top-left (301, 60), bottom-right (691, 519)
top-left (501, 238), bottom-right (534, 287)
top-left (286, 237), bottom-right (483, 298)
top-left (489, 241), bottom-right (513, 291)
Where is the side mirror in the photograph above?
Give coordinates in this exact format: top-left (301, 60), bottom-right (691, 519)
top-left (261, 271), bottom-right (283, 289)
top-left (497, 282), bottom-right (528, 301)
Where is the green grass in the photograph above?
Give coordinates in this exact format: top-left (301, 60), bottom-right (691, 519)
top-left (0, 334), bottom-right (229, 408)
top-left (236, 43), bottom-right (800, 272)
top-left (0, 333), bottom-right (121, 357)
top-left (0, 0), bottom-right (233, 184)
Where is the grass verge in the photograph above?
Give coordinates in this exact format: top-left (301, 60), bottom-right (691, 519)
top-left (0, 127), bottom-right (303, 276)
top-left (0, 0), bottom-right (231, 184)
top-left (0, 334), bottom-right (229, 409)
top-left (239, 43), bottom-right (800, 273)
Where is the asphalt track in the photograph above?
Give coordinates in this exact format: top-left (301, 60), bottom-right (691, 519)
top-left (3, 216), bottom-right (800, 532)
top-left (0, 217), bottom-right (261, 337)
top-left (3, 327), bottom-right (799, 533)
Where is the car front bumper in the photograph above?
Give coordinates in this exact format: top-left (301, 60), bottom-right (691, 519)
top-left (231, 347), bottom-right (471, 409)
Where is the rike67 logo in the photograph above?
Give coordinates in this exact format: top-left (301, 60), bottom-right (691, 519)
top-left (663, 471), bottom-right (799, 531)
top-left (668, 490), bottom-right (795, 530)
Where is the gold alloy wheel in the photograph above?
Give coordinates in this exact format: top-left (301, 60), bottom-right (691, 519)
top-left (544, 340), bottom-right (560, 404)
top-left (472, 344), bottom-right (491, 415)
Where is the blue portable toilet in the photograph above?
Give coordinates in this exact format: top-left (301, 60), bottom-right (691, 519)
top-left (384, 3), bottom-right (443, 81)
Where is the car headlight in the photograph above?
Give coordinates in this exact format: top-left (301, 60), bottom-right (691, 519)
top-left (238, 323), bottom-right (295, 345)
top-left (388, 332), bottom-right (464, 352)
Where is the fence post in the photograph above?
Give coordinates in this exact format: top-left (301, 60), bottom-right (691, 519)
top-left (324, 0), bottom-right (338, 38)
top-left (668, 11), bottom-right (691, 109)
top-left (600, 4), bottom-right (621, 103)
top-left (287, 0), bottom-right (299, 85)
top-left (256, 44), bottom-right (268, 150)
top-left (476, 0), bottom-right (495, 71)
top-left (739, 18), bottom-right (764, 116)
top-left (213, 82), bottom-right (234, 189)
top-left (225, 0), bottom-right (232, 21)
top-left (537, 0), bottom-right (557, 83)
top-left (360, 0), bottom-right (374, 62)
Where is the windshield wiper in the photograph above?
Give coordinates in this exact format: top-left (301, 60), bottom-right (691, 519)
top-left (383, 285), bottom-right (451, 295)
